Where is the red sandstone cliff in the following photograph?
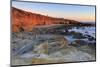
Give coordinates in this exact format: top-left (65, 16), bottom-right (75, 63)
top-left (11, 7), bottom-right (79, 32)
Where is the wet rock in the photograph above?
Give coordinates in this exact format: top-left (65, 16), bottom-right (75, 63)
top-left (68, 31), bottom-right (86, 39)
top-left (33, 36), bottom-right (69, 54)
top-left (74, 39), bottom-right (96, 50)
top-left (48, 37), bottom-right (68, 53)
top-left (15, 41), bottom-right (35, 55)
top-left (31, 58), bottom-right (53, 64)
top-left (70, 39), bottom-right (88, 47)
top-left (85, 35), bottom-right (95, 41)
top-left (88, 42), bottom-right (96, 50)
top-left (34, 42), bottom-right (48, 54)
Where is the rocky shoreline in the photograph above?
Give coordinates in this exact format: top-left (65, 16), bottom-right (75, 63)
top-left (11, 25), bottom-right (96, 65)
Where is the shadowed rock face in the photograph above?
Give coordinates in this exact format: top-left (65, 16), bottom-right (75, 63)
top-left (12, 7), bottom-right (80, 32)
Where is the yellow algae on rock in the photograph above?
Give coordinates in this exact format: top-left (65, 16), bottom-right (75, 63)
top-left (31, 58), bottom-right (53, 64)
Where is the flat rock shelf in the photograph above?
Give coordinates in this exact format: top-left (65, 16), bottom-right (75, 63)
top-left (11, 25), bottom-right (96, 65)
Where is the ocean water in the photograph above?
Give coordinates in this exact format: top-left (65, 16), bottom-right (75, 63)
top-left (68, 26), bottom-right (96, 38)
top-left (63, 26), bottom-right (96, 45)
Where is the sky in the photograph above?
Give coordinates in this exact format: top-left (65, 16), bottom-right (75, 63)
top-left (12, 1), bottom-right (95, 22)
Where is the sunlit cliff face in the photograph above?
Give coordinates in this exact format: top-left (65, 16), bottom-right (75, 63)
top-left (12, 7), bottom-right (80, 32)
